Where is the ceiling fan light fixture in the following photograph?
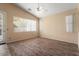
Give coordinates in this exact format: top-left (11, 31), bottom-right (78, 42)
top-left (28, 8), bottom-right (32, 11)
top-left (37, 7), bottom-right (40, 11)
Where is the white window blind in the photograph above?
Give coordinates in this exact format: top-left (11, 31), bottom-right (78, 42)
top-left (65, 15), bottom-right (73, 32)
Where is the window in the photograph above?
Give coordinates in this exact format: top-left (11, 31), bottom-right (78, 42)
top-left (13, 16), bottom-right (36, 32)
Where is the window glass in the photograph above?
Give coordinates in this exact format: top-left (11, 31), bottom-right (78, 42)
top-left (13, 16), bottom-right (36, 32)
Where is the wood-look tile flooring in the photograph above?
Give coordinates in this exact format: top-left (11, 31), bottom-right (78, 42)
top-left (0, 44), bottom-right (11, 56)
top-left (7, 38), bottom-right (78, 56)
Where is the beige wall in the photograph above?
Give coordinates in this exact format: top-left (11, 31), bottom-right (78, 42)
top-left (76, 4), bottom-right (79, 47)
top-left (40, 9), bottom-right (78, 44)
top-left (0, 3), bottom-right (39, 43)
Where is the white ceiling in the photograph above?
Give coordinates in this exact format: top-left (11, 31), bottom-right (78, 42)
top-left (15, 3), bottom-right (78, 18)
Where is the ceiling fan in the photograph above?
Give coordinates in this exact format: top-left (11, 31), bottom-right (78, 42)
top-left (28, 3), bottom-right (47, 16)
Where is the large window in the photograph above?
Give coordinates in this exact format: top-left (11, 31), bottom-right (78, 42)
top-left (13, 16), bottom-right (36, 32)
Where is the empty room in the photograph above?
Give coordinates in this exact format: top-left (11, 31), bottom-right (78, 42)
top-left (0, 3), bottom-right (79, 56)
